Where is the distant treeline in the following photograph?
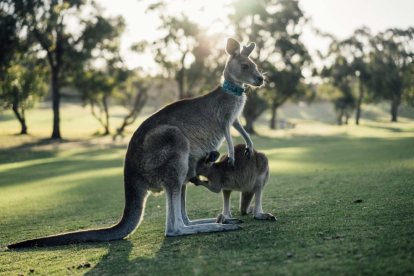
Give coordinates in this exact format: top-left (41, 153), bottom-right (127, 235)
top-left (1, 0), bottom-right (413, 137)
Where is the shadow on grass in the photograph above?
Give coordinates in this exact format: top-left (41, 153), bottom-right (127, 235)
top-left (80, 237), bottom-right (205, 276)
top-left (364, 125), bottom-right (405, 132)
top-left (0, 157), bottom-right (123, 189)
top-left (83, 239), bottom-right (150, 275)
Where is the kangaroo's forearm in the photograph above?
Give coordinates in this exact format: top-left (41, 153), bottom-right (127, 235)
top-left (233, 118), bottom-right (252, 148)
top-left (220, 122), bottom-right (235, 158)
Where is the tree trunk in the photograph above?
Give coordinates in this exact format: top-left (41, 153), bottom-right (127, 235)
top-left (244, 115), bottom-right (255, 134)
top-left (51, 68), bottom-right (61, 139)
top-left (390, 97), bottom-right (399, 122)
top-left (337, 109), bottom-right (343, 125)
top-left (11, 100), bottom-right (28, 135)
top-left (178, 73), bottom-right (184, 99)
top-left (20, 108), bottom-right (27, 134)
top-left (177, 52), bottom-right (187, 99)
top-left (355, 81), bottom-right (364, 125)
top-left (270, 105), bottom-right (277, 129)
top-left (102, 95), bottom-right (110, 135)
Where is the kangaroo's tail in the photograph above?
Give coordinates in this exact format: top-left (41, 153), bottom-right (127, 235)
top-left (8, 176), bottom-right (148, 248)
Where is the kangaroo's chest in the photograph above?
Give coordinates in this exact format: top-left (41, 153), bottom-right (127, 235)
top-left (187, 95), bottom-right (246, 170)
top-left (197, 95), bottom-right (245, 147)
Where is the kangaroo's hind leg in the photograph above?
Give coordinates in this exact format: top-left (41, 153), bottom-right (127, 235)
top-left (165, 181), bottom-right (243, 236)
top-left (180, 184), bottom-right (217, 225)
top-left (239, 191), bottom-right (254, 215)
top-left (147, 126), bottom-right (242, 236)
top-left (217, 190), bottom-right (243, 224)
top-left (252, 172), bottom-right (276, 221)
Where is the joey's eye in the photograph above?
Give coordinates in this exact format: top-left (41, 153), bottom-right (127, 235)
top-left (241, 64), bottom-right (249, 69)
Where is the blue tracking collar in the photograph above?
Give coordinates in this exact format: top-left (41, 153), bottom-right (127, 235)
top-left (222, 80), bottom-right (246, 96)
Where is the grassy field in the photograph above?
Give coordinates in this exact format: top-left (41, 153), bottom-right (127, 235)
top-left (0, 103), bottom-right (414, 275)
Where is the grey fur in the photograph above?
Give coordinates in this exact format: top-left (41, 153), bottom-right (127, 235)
top-left (7, 38), bottom-right (264, 248)
top-left (191, 144), bottom-right (276, 222)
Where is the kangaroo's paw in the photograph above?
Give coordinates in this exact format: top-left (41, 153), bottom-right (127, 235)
top-left (247, 205), bottom-right (254, 214)
top-left (222, 218), bottom-right (244, 224)
top-left (215, 214), bottom-right (226, 224)
top-left (228, 156), bottom-right (235, 168)
top-left (254, 213), bottom-right (277, 221)
top-left (244, 147), bottom-right (253, 159)
top-left (215, 214), bottom-right (243, 224)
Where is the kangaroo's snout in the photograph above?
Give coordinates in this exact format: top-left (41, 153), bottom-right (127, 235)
top-left (256, 75), bottom-right (264, 86)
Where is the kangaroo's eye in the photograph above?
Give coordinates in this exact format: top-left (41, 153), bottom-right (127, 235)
top-left (241, 64), bottom-right (249, 69)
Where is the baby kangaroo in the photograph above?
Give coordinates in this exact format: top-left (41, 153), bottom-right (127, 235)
top-left (190, 144), bottom-right (276, 221)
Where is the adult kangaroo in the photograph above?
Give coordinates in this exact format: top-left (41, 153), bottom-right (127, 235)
top-left (8, 38), bottom-right (264, 248)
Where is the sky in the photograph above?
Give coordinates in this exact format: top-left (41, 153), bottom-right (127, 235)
top-left (95, 0), bottom-right (414, 70)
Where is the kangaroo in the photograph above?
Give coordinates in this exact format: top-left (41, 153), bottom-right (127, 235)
top-left (8, 38), bottom-right (265, 248)
top-left (190, 144), bottom-right (276, 222)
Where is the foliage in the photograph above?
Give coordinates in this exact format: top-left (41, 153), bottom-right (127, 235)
top-left (231, 0), bottom-right (312, 129)
top-left (242, 88), bottom-right (268, 133)
top-left (0, 4), bottom-right (21, 74)
top-left (402, 62), bottom-right (414, 106)
top-left (138, 1), bottom-right (225, 99)
top-left (0, 44), bottom-right (47, 134)
top-left (366, 28), bottom-right (414, 122)
top-left (336, 27), bottom-right (372, 125)
top-left (113, 70), bottom-right (154, 139)
top-left (320, 55), bottom-right (356, 125)
top-left (6, 0), bottom-right (126, 138)
top-left (74, 64), bottom-right (129, 135)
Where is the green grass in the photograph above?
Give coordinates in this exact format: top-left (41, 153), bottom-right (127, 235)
top-left (0, 104), bottom-right (414, 275)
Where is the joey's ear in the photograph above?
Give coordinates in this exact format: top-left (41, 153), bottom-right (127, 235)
top-left (241, 42), bottom-right (255, 57)
top-left (206, 151), bottom-right (220, 163)
top-left (226, 38), bottom-right (241, 56)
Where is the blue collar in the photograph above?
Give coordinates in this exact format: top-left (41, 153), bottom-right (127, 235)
top-left (222, 80), bottom-right (245, 96)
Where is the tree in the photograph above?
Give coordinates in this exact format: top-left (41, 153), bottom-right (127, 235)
top-left (337, 27), bottom-right (372, 125)
top-left (0, 54), bottom-right (47, 134)
top-left (75, 70), bottom-right (111, 135)
top-left (8, 0), bottom-right (125, 138)
top-left (402, 62), bottom-right (414, 107)
top-left (0, 5), bottom-right (20, 74)
top-left (113, 72), bottom-right (153, 139)
top-left (0, 5), bottom-right (47, 134)
top-left (231, 0), bottom-right (312, 130)
top-left (75, 63), bottom-right (128, 135)
top-left (367, 28), bottom-right (414, 122)
top-left (321, 55), bottom-right (356, 125)
top-left (242, 89), bottom-right (268, 134)
top-left (139, 1), bottom-right (225, 99)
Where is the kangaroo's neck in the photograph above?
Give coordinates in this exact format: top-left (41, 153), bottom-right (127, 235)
top-left (223, 70), bottom-right (244, 88)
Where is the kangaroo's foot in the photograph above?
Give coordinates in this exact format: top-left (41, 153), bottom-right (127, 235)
top-left (166, 223), bottom-right (243, 237)
top-left (253, 213), bottom-right (277, 221)
top-left (185, 218), bottom-right (217, 225)
top-left (215, 214), bottom-right (244, 224)
top-left (166, 182), bottom-right (242, 237)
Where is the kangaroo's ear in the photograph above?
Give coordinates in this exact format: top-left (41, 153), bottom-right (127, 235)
top-left (226, 38), bottom-right (240, 56)
top-left (206, 151), bottom-right (220, 163)
top-left (241, 42), bottom-right (255, 57)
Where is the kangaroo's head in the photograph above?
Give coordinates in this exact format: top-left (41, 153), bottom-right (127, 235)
top-left (195, 151), bottom-right (221, 176)
top-left (223, 38), bottom-right (264, 87)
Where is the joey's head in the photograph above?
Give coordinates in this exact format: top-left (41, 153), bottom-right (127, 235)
top-left (223, 38), bottom-right (264, 88)
top-left (195, 151), bottom-right (221, 176)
